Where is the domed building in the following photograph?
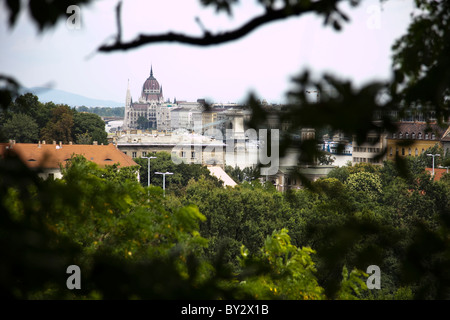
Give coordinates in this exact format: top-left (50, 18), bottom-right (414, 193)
top-left (140, 66), bottom-right (163, 102)
top-left (123, 66), bottom-right (165, 130)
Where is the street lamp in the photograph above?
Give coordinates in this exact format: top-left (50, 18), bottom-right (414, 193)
top-left (142, 156), bottom-right (157, 187)
top-left (155, 171), bottom-right (173, 197)
top-left (438, 166), bottom-right (449, 174)
top-left (427, 153), bottom-right (440, 177)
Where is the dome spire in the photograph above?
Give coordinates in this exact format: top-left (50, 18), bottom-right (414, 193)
top-left (150, 65), bottom-right (153, 77)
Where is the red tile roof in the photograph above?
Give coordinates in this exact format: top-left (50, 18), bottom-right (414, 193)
top-left (425, 168), bottom-right (449, 181)
top-left (0, 142), bottom-right (137, 169)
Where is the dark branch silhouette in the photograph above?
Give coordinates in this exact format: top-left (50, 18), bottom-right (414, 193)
top-left (98, 0), bottom-right (348, 52)
top-left (115, 1), bottom-right (123, 44)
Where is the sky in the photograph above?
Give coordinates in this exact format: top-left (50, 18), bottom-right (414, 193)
top-left (0, 0), bottom-right (415, 105)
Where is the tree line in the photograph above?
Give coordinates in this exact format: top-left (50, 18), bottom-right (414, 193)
top-left (75, 106), bottom-right (124, 118)
top-left (0, 93), bottom-right (108, 145)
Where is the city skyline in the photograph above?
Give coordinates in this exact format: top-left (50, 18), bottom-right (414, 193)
top-left (1, 0), bottom-right (415, 105)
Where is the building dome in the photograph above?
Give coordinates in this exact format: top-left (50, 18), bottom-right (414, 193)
top-left (141, 66), bottom-right (163, 102)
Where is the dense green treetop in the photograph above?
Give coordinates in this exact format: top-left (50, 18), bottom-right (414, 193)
top-left (1, 93), bottom-right (108, 145)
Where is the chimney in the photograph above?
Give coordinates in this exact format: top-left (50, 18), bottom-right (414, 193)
top-left (69, 141), bottom-right (73, 145)
top-left (53, 141), bottom-right (56, 145)
top-left (59, 141), bottom-right (62, 148)
top-left (93, 141), bottom-right (98, 145)
top-left (42, 140), bottom-right (46, 144)
top-left (38, 141), bottom-right (41, 148)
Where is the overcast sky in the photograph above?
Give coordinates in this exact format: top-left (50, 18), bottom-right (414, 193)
top-left (0, 0), bottom-right (415, 105)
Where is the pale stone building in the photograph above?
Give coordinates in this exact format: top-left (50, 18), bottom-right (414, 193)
top-left (352, 132), bottom-right (388, 165)
top-left (113, 132), bottom-right (226, 167)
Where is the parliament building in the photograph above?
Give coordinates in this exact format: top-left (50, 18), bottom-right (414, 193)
top-left (123, 66), bottom-right (167, 130)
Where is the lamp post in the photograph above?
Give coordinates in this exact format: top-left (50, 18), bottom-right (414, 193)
top-left (427, 153), bottom-right (440, 177)
top-left (438, 166), bottom-right (449, 173)
top-left (155, 171), bottom-right (173, 197)
top-left (142, 156), bottom-right (157, 187)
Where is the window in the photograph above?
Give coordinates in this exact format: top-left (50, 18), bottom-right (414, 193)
top-left (399, 132), bottom-right (403, 138)
top-left (425, 133), bottom-right (429, 139)
top-left (412, 133), bottom-right (415, 139)
top-left (419, 132), bottom-right (422, 139)
top-left (408, 148), bottom-right (411, 156)
top-left (132, 152), bottom-right (137, 158)
top-left (390, 147), bottom-right (393, 156)
top-left (48, 173), bottom-right (54, 180)
top-left (181, 151), bottom-right (186, 158)
top-left (432, 134), bottom-right (436, 140)
top-left (142, 151), bottom-right (147, 157)
top-left (393, 133), bottom-right (396, 139)
top-left (402, 148), bottom-right (405, 156)
top-left (191, 151), bottom-right (196, 159)
top-left (415, 148), bottom-right (418, 156)
top-left (396, 148), bottom-right (399, 156)
top-left (405, 132), bottom-right (409, 139)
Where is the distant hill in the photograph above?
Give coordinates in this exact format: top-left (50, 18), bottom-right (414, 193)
top-left (22, 87), bottom-right (124, 108)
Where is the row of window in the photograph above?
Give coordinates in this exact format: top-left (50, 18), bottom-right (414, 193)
top-left (393, 132), bottom-right (436, 140)
top-left (353, 147), bottom-right (381, 153)
top-left (353, 157), bottom-right (381, 164)
top-left (390, 147), bottom-right (425, 157)
top-left (125, 150), bottom-right (206, 159)
top-left (129, 113), bottom-right (156, 118)
top-left (124, 151), bottom-right (156, 158)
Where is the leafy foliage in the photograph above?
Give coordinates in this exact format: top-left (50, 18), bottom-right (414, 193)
top-left (345, 171), bottom-right (383, 201)
top-left (2, 113), bottom-right (39, 143)
top-left (1, 93), bottom-right (108, 145)
top-left (238, 229), bottom-right (327, 300)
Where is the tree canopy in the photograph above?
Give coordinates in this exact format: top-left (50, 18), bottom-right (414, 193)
top-left (1, 93), bottom-right (108, 145)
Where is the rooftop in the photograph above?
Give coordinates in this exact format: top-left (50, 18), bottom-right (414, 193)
top-left (425, 167), bottom-right (449, 181)
top-left (0, 141), bottom-right (137, 169)
top-left (393, 122), bottom-right (449, 139)
top-left (207, 166), bottom-right (237, 187)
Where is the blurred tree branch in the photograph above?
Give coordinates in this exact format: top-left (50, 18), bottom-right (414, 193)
top-left (98, 0), bottom-right (356, 51)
